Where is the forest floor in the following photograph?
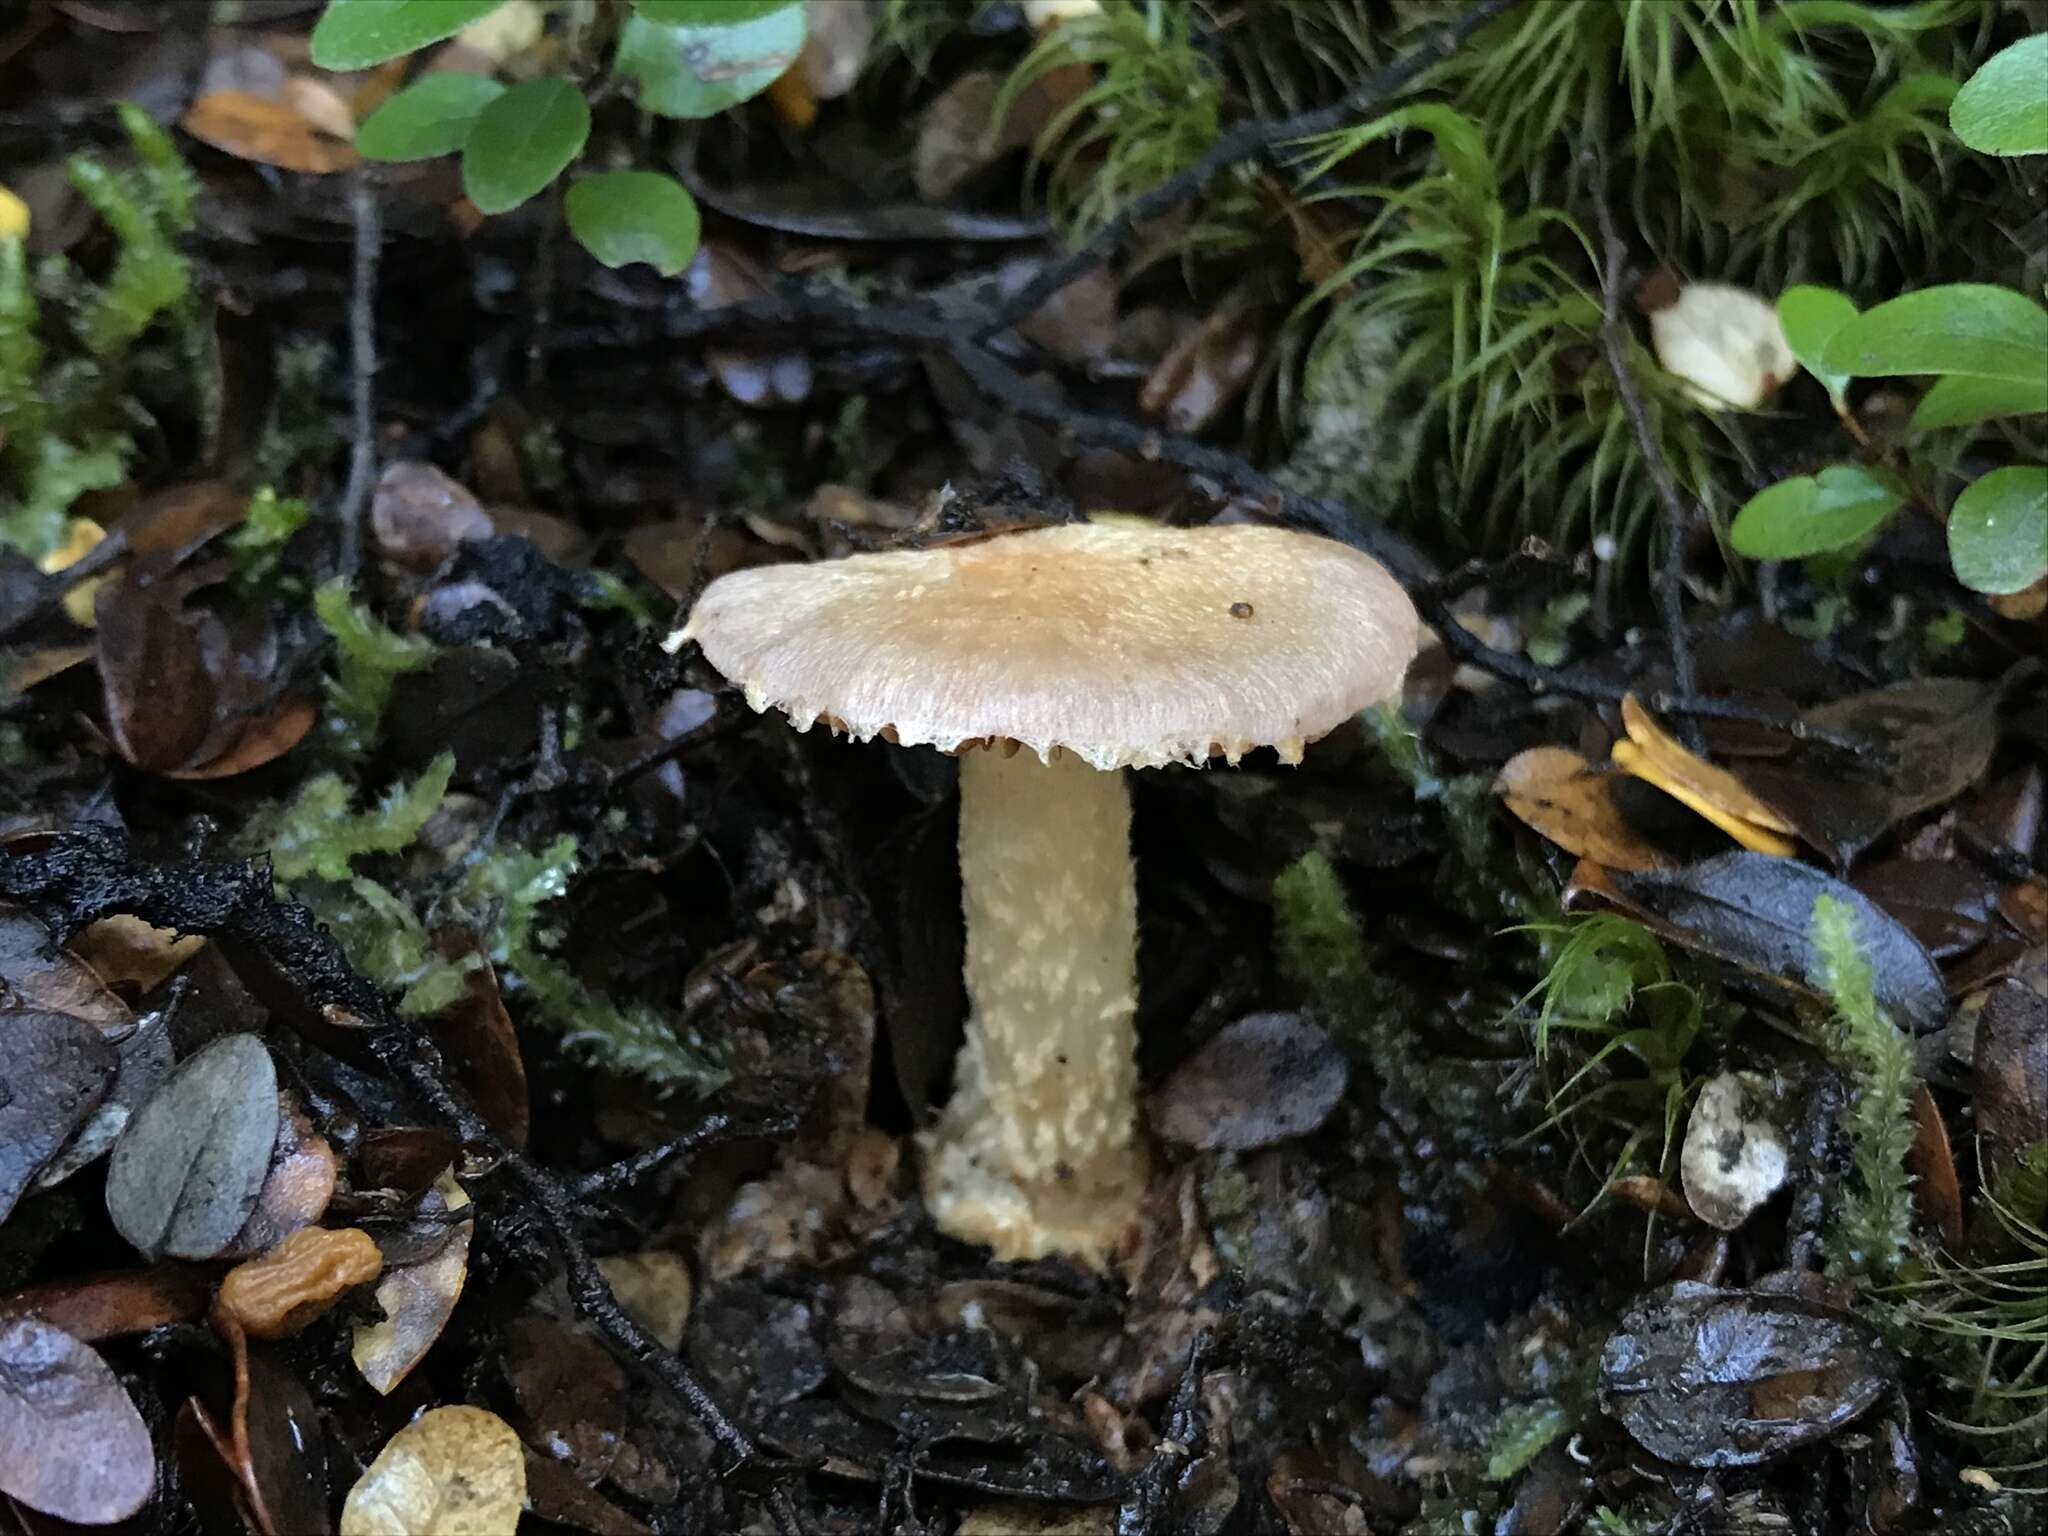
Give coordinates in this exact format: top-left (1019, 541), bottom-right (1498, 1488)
top-left (0, 3), bottom-right (2044, 1535)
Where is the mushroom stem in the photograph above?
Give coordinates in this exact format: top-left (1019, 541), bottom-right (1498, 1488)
top-left (922, 744), bottom-right (1146, 1265)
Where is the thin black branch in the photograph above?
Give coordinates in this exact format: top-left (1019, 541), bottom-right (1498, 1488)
top-left (1116, 1327), bottom-right (1212, 1536)
top-left (978, 0), bottom-right (1522, 341)
top-left (1586, 155), bottom-right (1700, 730)
top-left (336, 171), bottom-right (381, 577)
top-left (0, 832), bottom-right (805, 1536)
top-left (0, 526), bottom-right (129, 641)
top-left (569, 1111), bottom-right (801, 1198)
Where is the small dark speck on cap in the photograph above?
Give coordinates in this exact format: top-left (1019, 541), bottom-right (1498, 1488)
top-left (1229, 601), bottom-right (1254, 619)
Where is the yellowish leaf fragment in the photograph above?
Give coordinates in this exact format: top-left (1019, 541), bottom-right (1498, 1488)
top-left (340, 1405), bottom-right (525, 1536)
top-left (1610, 698), bottom-right (1800, 857)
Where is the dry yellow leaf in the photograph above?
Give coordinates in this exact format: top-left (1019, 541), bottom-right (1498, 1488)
top-left (181, 90), bottom-right (359, 175)
top-left (36, 516), bottom-right (107, 628)
top-left (340, 1405), bottom-right (525, 1536)
top-left (1494, 745), bottom-right (1667, 872)
top-left (0, 185), bottom-right (28, 240)
top-left (1618, 695), bottom-right (1796, 831)
top-left (594, 1250), bottom-right (692, 1353)
top-left (72, 915), bottom-right (204, 992)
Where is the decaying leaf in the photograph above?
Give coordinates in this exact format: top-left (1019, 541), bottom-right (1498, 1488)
top-left (0, 1317), bottom-right (155, 1523)
top-left (1905, 1082), bottom-right (1964, 1247)
top-left (341, 1404), bottom-right (525, 1536)
top-left (224, 1095), bottom-right (339, 1259)
top-left (594, 1250), bottom-right (693, 1353)
top-left (1679, 1072), bottom-right (1789, 1231)
top-left (371, 462), bottom-right (493, 571)
top-left (71, 915), bottom-right (206, 992)
top-left (1600, 1281), bottom-right (1892, 1466)
top-left (1138, 304), bottom-right (1266, 434)
top-left (427, 941), bottom-right (529, 1146)
top-left (1604, 853), bottom-right (1947, 1031)
top-left (353, 1167), bottom-right (473, 1394)
top-left (191, 1311), bottom-right (335, 1536)
top-left (0, 1265), bottom-right (210, 1342)
top-left (182, 89), bottom-right (360, 174)
top-left (0, 1009), bottom-right (118, 1223)
top-left (1151, 1011), bottom-right (1347, 1151)
top-left (0, 901), bottom-right (130, 1029)
top-left (105, 1033), bottom-right (281, 1261)
top-left (32, 990), bottom-right (171, 1191)
top-left (1973, 980), bottom-right (2048, 1180)
top-left (1495, 746), bottom-right (1668, 871)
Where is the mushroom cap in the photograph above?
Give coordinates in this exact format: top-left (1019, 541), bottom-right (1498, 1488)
top-left (675, 521), bottom-right (1419, 769)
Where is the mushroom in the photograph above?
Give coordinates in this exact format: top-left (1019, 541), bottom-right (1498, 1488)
top-left (668, 520), bottom-right (1418, 1264)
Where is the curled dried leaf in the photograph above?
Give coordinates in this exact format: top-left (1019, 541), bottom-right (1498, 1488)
top-left (1494, 746), bottom-right (1667, 871)
top-left (219, 1227), bottom-right (384, 1340)
top-left (352, 1168), bottom-right (472, 1394)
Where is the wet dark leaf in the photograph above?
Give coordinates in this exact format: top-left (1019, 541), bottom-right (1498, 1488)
top-left (221, 1097), bottom-right (339, 1259)
top-left (501, 1314), bottom-right (628, 1481)
top-left (1600, 1281), bottom-right (1893, 1467)
top-left (31, 992), bottom-right (168, 1191)
top-left (0, 1009), bottom-right (118, 1224)
top-left (0, 1265), bottom-right (210, 1341)
top-left (0, 1317), bottom-right (155, 1522)
top-left (105, 1033), bottom-right (280, 1260)
top-left (1905, 1083), bottom-right (1964, 1247)
top-left (427, 943), bottom-right (529, 1146)
top-left (1151, 1011), bottom-right (1347, 1151)
top-left (371, 462), bottom-right (493, 570)
top-left (1973, 980), bottom-right (2048, 1179)
top-left (1138, 305), bottom-right (1265, 434)
top-left (1851, 859), bottom-right (2000, 959)
top-left (0, 903), bottom-right (129, 1032)
top-left (1606, 853), bottom-right (1947, 1031)
top-left (94, 572), bottom-right (217, 774)
top-left (352, 1168), bottom-right (472, 1394)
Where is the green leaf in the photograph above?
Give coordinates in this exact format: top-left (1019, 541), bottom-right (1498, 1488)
top-left (1949, 466), bottom-right (2048, 596)
top-left (565, 171), bottom-right (701, 275)
top-left (1911, 373), bottom-right (2048, 432)
top-left (613, 4), bottom-right (806, 119)
top-left (461, 77), bottom-right (590, 214)
top-left (1951, 35), bottom-right (2048, 157)
top-left (632, 0), bottom-right (795, 21)
top-left (1821, 284), bottom-right (2048, 385)
top-left (356, 72), bottom-right (507, 162)
top-left (1777, 285), bottom-right (1858, 402)
top-left (310, 0), bottom-right (509, 69)
top-left (1729, 465), bottom-right (1904, 560)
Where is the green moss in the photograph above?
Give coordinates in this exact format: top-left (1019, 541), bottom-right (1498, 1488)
top-left (314, 579), bottom-right (438, 753)
top-left (227, 487), bottom-right (311, 592)
top-left (1273, 849), bottom-right (1371, 998)
top-left (263, 754), bottom-right (455, 884)
top-left (1484, 1398), bottom-right (1569, 1481)
top-left (0, 105), bottom-right (206, 558)
top-left (1810, 893), bottom-right (1918, 1279)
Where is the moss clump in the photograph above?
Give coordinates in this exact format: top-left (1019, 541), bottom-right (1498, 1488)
top-left (314, 579), bottom-right (438, 755)
top-left (1, 104), bottom-right (207, 558)
top-left (1810, 893), bottom-right (1917, 1279)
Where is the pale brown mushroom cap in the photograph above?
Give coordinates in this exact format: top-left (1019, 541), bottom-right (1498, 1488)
top-left (675, 521), bottom-right (1419, 770)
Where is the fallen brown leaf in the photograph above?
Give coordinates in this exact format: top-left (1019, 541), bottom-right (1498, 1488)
top-left (182, 89), bottom-right (360, 175)
top-left (1494, 746), bottom-right (1668, 871)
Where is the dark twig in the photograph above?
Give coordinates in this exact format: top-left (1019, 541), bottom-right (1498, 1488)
top-left (1586, 153), bottom-right (1699, 730)
top-left (569, 1111), bottom-right (801, 1198)
top-left (978, 0), bottom-right (1521, 341)
top-left (0, 831), bottom-right (806, 1536)
top-left (1116, 1327), bottom-right (1212, 1536)
top-left (336, 171), bottom-right (382, 577)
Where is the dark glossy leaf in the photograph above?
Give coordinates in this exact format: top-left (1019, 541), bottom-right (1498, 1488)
top-left (33, 994), bottom-right (171, 1190)
top-left (355, 73), bottom-right (506, 162)
top-left (1151, 1011), bottom-right (1348, 1151)
top-left (311, 0), bottom-right (509, 69)
top-left (461, 78), bottom-right (589, 215)
top-left (1606, 852), bottom-right (1947, 1031)
top-left (1850, 859), bottom-right (1999, 958)
top-left (1810, 677), bottom-right (2006, 824)
top-left (105, 1033), bottom-right (280, 1260)
top-left (1949, 467), bottom-right (2048, 596)
top-left (0, 1010), bottom-right (117, 1224)
top-left (565, 171), bottom-right (700, 276)
top-left (0, 1317), bottom-right (155, 1522)
top-left (0, 903), bottom-right (129, 1029)
top-left (1601, 1282), bottom-right (1892, 1467)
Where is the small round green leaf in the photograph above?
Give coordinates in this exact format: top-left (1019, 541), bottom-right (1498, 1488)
top-left (1777, 285), bottom-right (1858, 402)
top-left (1729, 465), bottom-right (1904, 561)
top-left (1821, 284), bottom-right (2048, 386)
top-left (1910, 373), bottom-right (2048, 433)
top-left (356, 73), bottom-right (507, 162)
top-left (565, 172), bottom-right (701, 276)
top-left (461, 78), bottom-right (591, 215)
top-left (1949, 466), bottom-right (2048, 595)
top-left (614, 4), bottom-right (806, 119)
top-left (311, 0), bottom-right (510, 70)
top-left (633, 0), bottom-right (796, 21)
top-left (1951, 36), bottom-right (2048, 157)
